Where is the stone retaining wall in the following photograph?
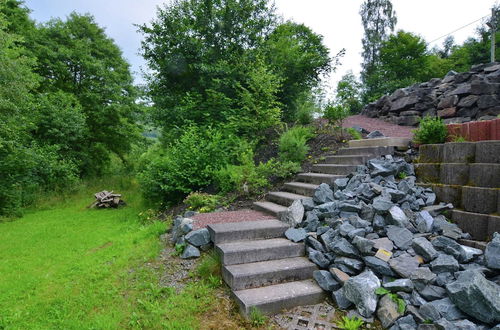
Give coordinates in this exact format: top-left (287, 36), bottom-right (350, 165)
top-left (362, 62), bottom-right (500, 126)
top-left (415, 141), bottom-right (500, 241)
top-left (447, 117), bottom-right (500, 141)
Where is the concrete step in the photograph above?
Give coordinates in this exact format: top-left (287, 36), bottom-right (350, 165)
top-left (337, 146), bottom-right (394, 157)
top-left (312, 164), bottom-right (358, 175)
top-left (282, 182), bottom-right (318, 196)
top-left (321, 154), bottom-right (370, 165)
top-left (207, 220), bottom-right (289, 245)
top-left (223, 257), bottom-right (317, 291)
top-left (253, 201), bottom-right (287, 217)
top-left (266, 191), bottom-right (308, 206)
top-left (216, 238), bottom-right (305, 265)
top-left (233, 279), bottom-right (326, 316)
top-left (348, 137), bottom-right (411, 149)
top-left (452, 209), bottom-right (500, 242)
top-left (296, 172), bottom-right (344, 185)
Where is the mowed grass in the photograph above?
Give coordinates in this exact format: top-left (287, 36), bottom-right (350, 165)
top-left (0, 177), bottom-right (223, 329)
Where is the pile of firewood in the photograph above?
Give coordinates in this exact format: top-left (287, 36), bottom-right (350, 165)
top-left (89, 191), bottom-right (125, 209)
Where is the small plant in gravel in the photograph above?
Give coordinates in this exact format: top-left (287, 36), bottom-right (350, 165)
top-left (396, 171), bottom-right (407, 179)
top-left (413, 116), bottom-right (447, 144)
top-left (249, 307), bottom-right (268, 327)
top-left (336, 315), bottom-right (364, 330)
top-left (346, 127), bottom-right (362, 140)
top-left (450, 135), bottom-right (467, 142)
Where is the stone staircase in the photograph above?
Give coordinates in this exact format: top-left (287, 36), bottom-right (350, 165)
top-left (415, 140), bottom-right (500, 242)
top-left (205, 138), bottom-right (411, 317)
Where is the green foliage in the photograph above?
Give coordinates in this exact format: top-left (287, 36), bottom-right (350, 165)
top-left (397, 171), bottom-right (408, 179)
top-left (346, 127), bottom-right (362, 140)
top-left (334, 71), bottom-right (363, 114)
top-left (323, 103), bottom-right (350, 127)
top-left (413, 116), bottom-right (448, 145)
top-left (337, 315), bottom-right (364, 330)
top-left (279, 125), bottom-right (316, 163)
top-left (249, 307), bottom-right (268, 327)
top-left (173, 243), bottom-right (187, 256)
top-left (184, 192), bottom-right (221, 213)
top-left (215, 148), bottom-right (300, 195)
top-left (293, 92), bottom-right (320, 125)
top-left (375, 288), bottom-right (406, 314)
top-left (263, 21), bottom-right (331, 121)
top-left (196, 251), bottom-right (222, 286)
top-left (451, 135), bottom-right (468, 143)
top-left (138, 127), bottom-right (243, 205)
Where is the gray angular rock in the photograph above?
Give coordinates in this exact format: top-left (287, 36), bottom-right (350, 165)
top-left (335, 257), bottom-right (365, 272)
top-left (344, 270), bottom-right (381, 318)
top-left (373, 214), bottom-right (387, 230)
top-left (313, 270), bottom-right (340, 291)
top-left (435, 272), bottom-right (455, 287)
top-left (384, 279), bottom-right (414, 293)
top-left (329, 237), bottom-right (360, 258)
top-left (429, 297), bottom-right (465, 321)
top-left (459, 245), bottom-right (483, 263)
top-left (368, 159), bottom-right (397, 177)
top-left (281, 200), bottom-right (304, 227)
top-left (386, 226), bottom-right (413, 250)
top-left (334, 178), bottom-right (349, 191)
top-left (185, 228), bottom-right (211, 247)
top-left (367, 130), bottom-right (385, 138)
top-left (446, 270), bottom-right (500, 324)
top-left (352, 236), bottom-right (375, 255)
top-left (387, 206), bottom-right (409, 227)
top-left (313, 183), bottom-right (334, 204)
top-left (412, 237), bottom-right (438, 262)
top-left (373, 196), bottom-right (395, 213)
top-left (411, 290), bottom-right (428, 306)
top-left (419, 285), bottom-right (447, 301)
top-left (364, 255), bottom-right (394, 275)
top-left (285, 227), bottom-right (307, 242)
top-left (373, 237), bottom-right (394, 251)
top-left (431, 236), bottom-right (463, 260)
top-left (338, 202), bottom-right (362, 213)
top-left (308, 248), bottom-right (330, 268)
top-left (306, 236), bottom-right (326, 252)
top-left (303, 212), bottom-right (320, 232)
top-left (420, 302), bottom-right (441, 322)
top-left (485, 232), bottom-right (500, 270)
top-left (377, 294), bottom-right (403, 328)
top-left (339, 222), bottom-right (357, 237)
top-left (393, 315), bottom-right (417, 330)
top-left (301, 197), bottom-right (316, 211)
top-left (416, 211), bottom-right (434, 233)
top-left (411, 268), bottom-right (437, 290)
top-left (431, 254), bottom-right (459, 274)
top-left (332, 288), bottom-right (353, 310)
top-left (389, 254), bottom-right (420, 278)
top-left (424, 204), bottom-right (453, 217)
top-left (180, 244), bottom-right (200, 259)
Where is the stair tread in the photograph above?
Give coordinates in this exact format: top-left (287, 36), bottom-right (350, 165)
top-left (208, 219), bottom-right (287, 234)
top-left (267, 191), bottom-right (308, 200)
top-left (234, 279), bottom-right (323, 305)
top-left (297, 172), bottom-right (341, 178)
top-left (313, 164), bottom-right (358, 167)
top-left (283, 182), bottom-right (319, 189)
top-left (224, 257), bottom-right (315, 277)
top-left (253, 201), bottom-right (287, 212)
top-left (217, 238), bottom-right (301, 253)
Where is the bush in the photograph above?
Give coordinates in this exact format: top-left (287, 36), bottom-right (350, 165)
top-left (137, 126), bottom-right (244, 205)
top-left (215, 149), bottom-right (300, 195)
top-left (413, 116), bottom-right (447, 144)
top-left (323, 103), bottom-right (350, 127)
top-left (184, 192), bottom-right (220, 213)
top-left (278, 126), bottom-right (315, 163)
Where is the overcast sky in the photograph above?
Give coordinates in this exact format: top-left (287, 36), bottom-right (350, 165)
top-left (25, 0), bottom-right (498, 92)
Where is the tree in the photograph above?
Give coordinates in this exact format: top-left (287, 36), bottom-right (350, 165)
top-left (333, 71), bottom-right (363, 114)
top-left (139, 0), bottom-right (281, 139)
top-left (31, 13), bottom-right (141, 175)
top-left (263, 21), bottom-right (331, 121)
top-left (359, 0), bottom-right (397, 101)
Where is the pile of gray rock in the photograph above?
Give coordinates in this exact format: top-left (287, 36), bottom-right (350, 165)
top-left (170, 212), bottom-right (211, 259)
top-left (284, 156), bottom-right (500, 329)
top-left (361, 62), bottom-right (500, 126)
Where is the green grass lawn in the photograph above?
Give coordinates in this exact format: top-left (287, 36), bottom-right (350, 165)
top-left (0, 178), bottom-right (228, 330)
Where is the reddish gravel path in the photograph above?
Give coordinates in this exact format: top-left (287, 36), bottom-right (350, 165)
top-left (343, 115), bottom-right (414, 138)
top-left (191, 209), bottom-right (276, 229)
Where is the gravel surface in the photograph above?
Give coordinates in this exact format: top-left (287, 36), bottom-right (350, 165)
top-left (191, 209), bottom-right (276, 229)
top-left (343, 115), bottom-right (414, 138)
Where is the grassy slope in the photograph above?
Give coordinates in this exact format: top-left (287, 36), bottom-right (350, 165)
top-left (0, 178), bottom-right (224, 329)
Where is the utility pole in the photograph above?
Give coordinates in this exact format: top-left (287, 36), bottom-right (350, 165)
top-left (488, 7), bottom-right (497, 62)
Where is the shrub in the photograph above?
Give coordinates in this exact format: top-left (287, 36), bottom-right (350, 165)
top-left (346, 127), bottom-right (362, 140)
top-left (137, 126), bottom-right (243, 205)
top-left (184, 192), bottom-right (220, 213)
top-left (336, 316), bottom-right (364, 330)
top-left (278, 126), bottom-right (315, 163)
top-left (323, 103), bottom-right (350, 127)
top-left (413, 116), bottom-right (447, 144)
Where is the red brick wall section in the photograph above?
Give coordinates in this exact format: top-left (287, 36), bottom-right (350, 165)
top-left (447, 118), bottom-right (500, 141)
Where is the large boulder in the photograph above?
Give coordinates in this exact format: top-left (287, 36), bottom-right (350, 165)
top-left (485, 232), bottom-right (500, 270)
top-left (344, 270), bottom-right (381, 318)
top-left (313, 183), bottom-right (334, 204)
top-left (446, 270), bottom-right (500, 324)
top-left (280, 199), bottom-right (304, 226)
top-left (185, 228), bottom-right (211, 247)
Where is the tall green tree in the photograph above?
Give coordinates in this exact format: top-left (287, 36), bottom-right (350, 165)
top-left (263, 21), bottom-right (331, 121)
top-left (359, 0), bottom-right (397, 101)
top-left (139, 0), bottom-right (281, 139)
top-left (31, 13), bottom-right (141, 175)
top-left (333, 71), bottom-right (363, 114)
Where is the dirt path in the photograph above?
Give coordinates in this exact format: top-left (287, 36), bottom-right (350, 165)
top-left (343, 115), bottom-right (414, 138)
